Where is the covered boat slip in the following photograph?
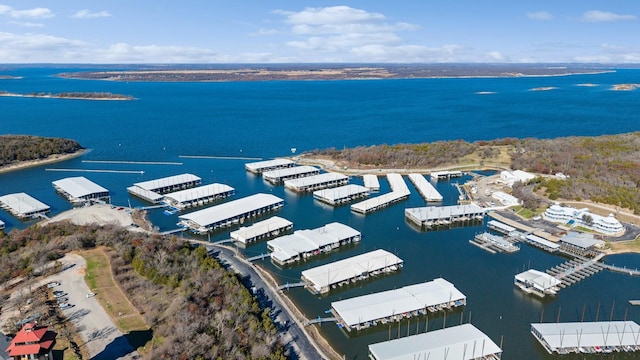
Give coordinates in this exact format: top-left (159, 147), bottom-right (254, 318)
top-left (405, 203), bottom-right (485, 227)
top-left (178, 193), bottom-right (284, 233)
top-left (0, 192), bottom-right (50, 219)
top-left (471, 232), bottom-right (520, 253)
top-left (331, 278), bottom-right (466, 331)
top-left (407, 173), bottom-right (443, 202)
top-left (514, 269), bottom-right (561, 297)
top-left (386, 173), bottom-right (410, 194)
top-left (132, 173), bottom-right (201, 194)
top-left (525, 234), bottom-right (560, 253)
top-left (531, 321), bottom-right (640, 354)
top-left (126, 186), bottom-right (163, 203)
top-left (163, 183), bottom-right (235, 209)
top-left (487, 220), bottom-right (515, 235)
top-left (362, 174), bottom-right (380, 191)
top-left (313, 184), bottom-right (369, 205)
top-left (245, 158), bottom-right (294, 174)
top-left (301, 249), bottom-right (403, 294)
top-left (430, 170), bottom-right (462, 181)
top-left (52, 176), bottom-right (110, 205)
top-left (351, 174), bottom-right (410, 214)
top-left (368, 323), bottom-right (502, 360)
top-left (267, 222), bottom-right (361, 265)
top-left (230, 216), bottom-right (293, 245)
top-left (262, 165), bottom-right (320, 184)
top-left (284, 172), bottom-right (348, 192)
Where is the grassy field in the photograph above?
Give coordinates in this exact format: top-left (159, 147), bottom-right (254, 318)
top-left (80, 248), bottom-right (148, 332)
top-left (607, 236), bottom-right (640, 254)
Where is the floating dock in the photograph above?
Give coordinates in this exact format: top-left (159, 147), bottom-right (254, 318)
top-left (126, 186), bottom-right (164, 203)
top-left (163, 183), bottom-right (235, 210)
top-left (407, 173), bottom-right (443, 202)
top-left (430, 170), bottom-right (462, 181)
top-left (313, 184), bottom-right (369, 205)
top-left (524, 234), bottom-right (560, 253)
top-left (262, 165), bottom-right (320, 184)
top-left (362, 174), bottom-right (380, 191)
top-left (230, 216), bottom-right (293, 245)
top-left (487, 220), bottom-right (516, 235)
top-left (331, 278), bottom-right (466, 332)
top-left (405, 203), bottom-right (485, 228)
top-left (386, 173), bottom-right (410, 194)
top-left (514, 269), bottom-right (562, 297)
top-left (531, 321), bottom-right (640, 355)
top-left (128, 173), bottom-right (202, 203)
top-left (52, 176), bottom-right (110, 205)
top-left (245, 158), bottom-right (295, 174)
top-left (368, 323), bottom-right (502, 360)
top-left (301, 249), bottom-right (403, 294)
top-left (545, 259), bottom-right (603, 289)
top-left (470, 232), bottom-right (520, 253)
top-left (351, 174), bottom-right (410, 214)
top-left (284, 172), bottom-right (348, 192)
top-left (0, 193), bottom-right (50, 219)
top-left (267, 222), bottom-right (361, 265)
top-left (177, 193), bottom-right (284, 234)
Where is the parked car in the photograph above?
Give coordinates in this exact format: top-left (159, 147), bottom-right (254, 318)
top-left (53, 291), bottom-right (66, 298)
top-left (58, 303), bottom-right (73, 309)
top-left (46, 281), bottom-right (60, 288)
top-left (86, 292), bottom-right (96, 298)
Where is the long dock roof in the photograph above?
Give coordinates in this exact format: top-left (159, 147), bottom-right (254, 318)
top-left (245, 158), bottom-right (294, 172)
top-left (284, 172), bottom-right (348, 188)
top-left (386, 173), bottom-right (409, 194)
top-left (487, 219), bottom-right (515, 233)
top-left (133, 173), bottom-right (201, 191)
top-left (52, 176), bottom-right (109, 199)
top-left (262, 165), bottom-right (318, 179)
top-left (313, 184), bottom-right (369, 202)
top-left (369, 324), bottom-right (501, 360)
top-left (531, 321), bottom-right (640, 351)
top-left (230, 216), bottom-right (292, 244)
top-left (515, 269), bottom-right (561, 290)
top-left (405, 203), bottom-right (485, 221)
top-left (408, 173), bottom-right (443, 201)
top-left (362, 174), bottom-right (380, 190)
top-left (525, 234), bottom-right (560, 250)
top-left (0, 193), bottom-right (50, 216)
top-left (268, 222), bottom-right (360, 262)
top-left (350, 191), bottom-right (408, 213)
top-left (178, 193), bottom-right (283, 228)
top-left (164, 183), bottom-right (234, 203)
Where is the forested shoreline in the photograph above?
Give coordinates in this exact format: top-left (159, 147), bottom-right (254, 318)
top-left (0, 135), bottom-right (83, 167)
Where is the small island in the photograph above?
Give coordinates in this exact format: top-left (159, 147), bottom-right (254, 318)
top-left (611, 83), bottom-right (640, 91)
top-left (0, 91), bottom-right (134, 100)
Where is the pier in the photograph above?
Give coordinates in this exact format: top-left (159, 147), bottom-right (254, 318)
top-left (179, 155), bottom-right (262, 160)
top-left (82, 160), bottom-right (183, 165)
top-left (404, 203), bottom-right (485, 228)
top-left (245, 158), bottom-right (294, 174)
top-left (230, 216), bottom-right (293, 245)
top-left (284, 172), bottom-right (348, 192)
top-left (313, 184), bottom-right (369, 205)
top-left (246, 253), bottom-right (272, 262)
top-left (262, 165), bottom-right (320, 184)
top-left (0, 193), bottom-right (50, 220)
top-left (278, 282), bottom-right (306, 291)
top-left (545, 258), bottom-right (604, 289)
top-left (46, 168), bottom-right (144, 174)
top-left (407, 173), bottom-right (443, 202)
top-left (531, 321), bottom-right (640, 355)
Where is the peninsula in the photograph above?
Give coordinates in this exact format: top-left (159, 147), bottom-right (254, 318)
top-left (0, 135), bottom-right (85, 174)
top-left (0, 91), bottom-right (134, 100)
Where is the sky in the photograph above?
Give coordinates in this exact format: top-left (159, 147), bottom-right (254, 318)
top-left (0, 1), bottom-right (639, 63)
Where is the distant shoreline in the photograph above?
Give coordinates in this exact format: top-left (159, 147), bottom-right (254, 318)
top-left (0, 92), bottom-right (134, 100)
top-left (0, 149), bottom-right (87, 174)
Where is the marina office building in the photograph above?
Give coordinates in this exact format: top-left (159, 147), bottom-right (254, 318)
top-left (52, 176), bottom-right (110, 205)
top-left (0, 192), bottom-right (50, 219)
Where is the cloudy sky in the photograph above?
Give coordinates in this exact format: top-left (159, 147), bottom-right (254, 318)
top-left (0, 1), bottom-right (638, 63)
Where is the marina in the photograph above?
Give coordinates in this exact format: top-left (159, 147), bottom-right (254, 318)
top-left (430, 170), bottom-right (462, 181)
top-left (407, 173), bottom-right (443, 202)
top-left (470, 232), bottom-right (520, 253)
top-left (331, 278), bottom-right (466, 332)
top-left (262, 165), bottom-right (320, 184)
top-left (245, 158), bottom-right (295, 174)
top-left (284, 172), bottom-right (349, 192)
top-left (404, 203), bottom-right (485, 228)
top-left (52, 176), bottom-right (110, 205)
top-left (230, 216), bottom-right (293, 245)
top-left (368, 323), bottom-right (502, 360)
top-left (177, 193), bottom-right (284, 233)
top-left (267, 222), bottom-right (361, 265)
top-left (514, 269), bottom-right (562, 297)
top-left (313, 184), bottom-right (370, 205)
top-left (531, 321), bottom-right (640, 354)
top-left (362, 174), bottom-right (380, 191)
top-left (300, 249), bottom-right (403, 294)
top-left (0, 193), bottom-right (50, 219)
top-left (162, 183), bottom-right (235, 210)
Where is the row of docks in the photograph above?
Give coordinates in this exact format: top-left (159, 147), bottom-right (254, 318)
top-left (230, 216), bottom-right (293, 245)
top-left (0, 192), bottom-right (50, 219)
top-left (407, 173), bottom-right (443, 202)
top-left (284, 172), bottom-right (348, 192)
top-left (267, 222), bottom-right (361, 266)
top-left (245, 158), bottom-right (295, 174)
top-left (470, 232), bottom-right (520, 254)
top-left (300, 249), bottom-right (403, 294)
top-left (331, 278), bottom-right (466, 332)
top-left (404, 203), bottom-right (485, 228)
top-left (430, 170), bottom-right (462, 181)
top-left (362, 174), bottom-right (380, 191)
top-left (177, 193), bottom-right (284, 234)
top-left (127, 173), bottom-right (202, 203)
top-left (313, 184), bottom-right (370, 206)
top-left (545, 259), bottom-right (603, 288)
top-left (368, 323), bottom-right (502, 360)
top-left (162, 183), bottom-right (235, 210)
top-left (52, 176), bottom-right (111, 205)
top-left (350, 173), bottom-right (410, 214)
top-left (531, 321), bottom-right (640, 355)
top-left (263, 165), bottom-right (320, 184)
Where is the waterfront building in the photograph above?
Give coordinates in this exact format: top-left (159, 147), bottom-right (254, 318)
top-left (524, 234), bottom-right (560, 253)
top-left (245, 158), bottom-right (295, 174)
top-left (128, 173), bottom-right (202, 203)
top-left (404, 203), bottom-right (485, 228)
top-left (5, 322), bottom-right (57, 360)
top-left (163, 183), bottom-right (235, 210)
top-left (487, 220), bottom-right (515, 235)
top-left (368, 323), bottom-right (502, 360)
top-left (331, 278), bottom-right (466, 331)
top-left (313, 184), bottom-right (369, 205)
top-left (429, 170), bottom-right (462, 181)
top-left (301, 249), bottom-right (403, 294)
top-left (230, 216), bottom-right (293, 245)
top-left (514, 269), bottom-right (561, 297)
top-left (362, 174), bottom-right (380, 191)
top-left (267, 222), bottom-right (361, 265)
top-left (52, 176), bottom-right (110, 205)
top-left (491, 191), bottom-right (520, 207)
top-left (0, 193), bottom-right (50, 219)
top-left (177, 193), bottom-right (283, 234)
top-left (284, 172), bottom-right (348, 192)
top-left (262, 165), bottom-right (320, 184)
top-left (559, 232), bottom-right (605, 257)
top-left (543, 203), bottom-right (625, 236)
top-left (531, 321), bottom-right (640, 354)
top-left (407, 173), bottom-right (443, 202)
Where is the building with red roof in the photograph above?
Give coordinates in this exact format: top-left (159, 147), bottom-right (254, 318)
top-left (5, 323), bottom-right (56, 360)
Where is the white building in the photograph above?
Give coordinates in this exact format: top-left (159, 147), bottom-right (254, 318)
top-left (543, 203), bottom-right (625, 236)
top-left (500, 170), bottom-right (536, 187)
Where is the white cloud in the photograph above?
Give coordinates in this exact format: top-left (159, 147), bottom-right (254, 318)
top-left (250, 28), bottom-right (278, 36)
top-left (10, 7), bottom-right (54, 19)
top-left (72, 9), bottom-right (111, 19)
top-left (94, 43), bottom-right (224, 63)
top-left (527, 11), bottom-right (553, 21)
top-left (486, 51), bottom-right (507, 62)
top-left (581, 10), bottom-right (636, 22)
top-left (275, 6), bottom-right (385, 25)
top-left (0, 31), bottom-right (86, 62)
top-left (9, 20), bottom-right (44, 28)
top-left (0, 5), bottom-right (12, 15)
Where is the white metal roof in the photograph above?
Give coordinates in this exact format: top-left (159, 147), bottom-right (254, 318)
top-left (487, 220), bottom-right (516, 233)
top-left (133, 173), bottom-right (201, 191)
top-left (267, 222), bottom-right (360, 262)
top-left (0, 193), bottom-right (50, 216)
top-left (164, 183), bottom-right (234, 203)
top-left (178, 193), bottom-right (283, 228)
top-left (351, 191), bottom-right (408, 213)
top-left (559, 232), bottom-right (605, 249)
top-left (313, 184), bottom-right (369, 202)
top-left (52, 176), bottom-right (109, 198)
top-left (245, 158), bottom-right (294, 172)
top-left (362, 174), bottom-right (380, 190)
top-left (332, 278), bottom-right (466, 327)
top-left (284, 172), bottom-right (348, 188)
top-left (408, 173), bottom-right (443, 201)
top-left (230, 216), bottom-right (292, 244)
top-left (525, 234), bottom-right (561, 249)
top-left (531, 321), bottom-right (640, 350)
top-left (386, 173), bottom-right (410, 194)
top-left (515, 269), bottom-right (561, 290)
top-left (369, 324), bottom-right (502, 360)
top-left (126, 186), bottom-right (163, 202)
top-left (405, 203), bottom-right (485, 221)
top-left (262, 165), bottom-right (318, 180)
top-left (301, 249), bottom-right (402, 292)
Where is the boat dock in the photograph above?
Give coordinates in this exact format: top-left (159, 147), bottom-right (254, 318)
top-left (362, 174), bottom-right (380, 191)
top-left (430, 170), bottom-right (462, 181)
top-left (245, 158), bottom-right (295, 174)
top-left (487, 220), bottom-right (516, 235)
top-left (351, 174), bottom-right (410, 214)
top-left (387, 173), bottom-right (410, 194)
top-left (301, 249), bottom-right (403, 294)
top-left (284, 172), bottom-right (348, 192)
top-left (230, 216), bottom-right (293, 245)
top-left (524, 234), bottom-right (561, 253)
top-left (0, 193), bottom-right (50, 220)
top-left (331, 278), bottom-right (466, 332)
top-left (177, 193), bottom-right (284, 234)
top-left (130, 173), bottom-right (201, 194)
top-left (267, 222), bottom-right (361, 265)
top-left (515, 269), bottom-right (562, 297)
top-left (407, 173), bottom-right (443, 202)
top-left (531, 321), bottom-right (640, 355)
top-left (52, 176), bottom-right (110, 205)
top-left (126, 187), bottom-right (164, 203)
top-left (404, 203), bottom-right (485, 228)
top-left (163, 183), bottom-right (235, 210)
top-left (262, 165), bottom-right (320, 184)
top-left (313, 184), bottom-right (369, 205)
top-left (470, 232), bottom-right (520, 253)
top-left (546, 259), bottom-right (604, 288)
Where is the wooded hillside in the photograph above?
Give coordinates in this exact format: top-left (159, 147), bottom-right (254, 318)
top-left (0, 135), bottom-right (82, 167)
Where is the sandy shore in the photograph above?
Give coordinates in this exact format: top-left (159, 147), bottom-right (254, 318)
top-left (0, 149), bottom-right (87, 175)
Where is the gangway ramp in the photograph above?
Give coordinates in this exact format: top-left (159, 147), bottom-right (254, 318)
top-left (304, 317), bottom-right (337, 326)
top-left (278, 282), bottom-right (306, 291)
top-left (247, 253), bottom-right (271, 262)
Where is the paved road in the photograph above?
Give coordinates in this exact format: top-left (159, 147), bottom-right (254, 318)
top-left (208, 244), bottom-right (330, 360)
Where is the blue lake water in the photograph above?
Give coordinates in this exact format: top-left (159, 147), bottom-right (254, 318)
top-left (1, 67), bottom-right (640, 359)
